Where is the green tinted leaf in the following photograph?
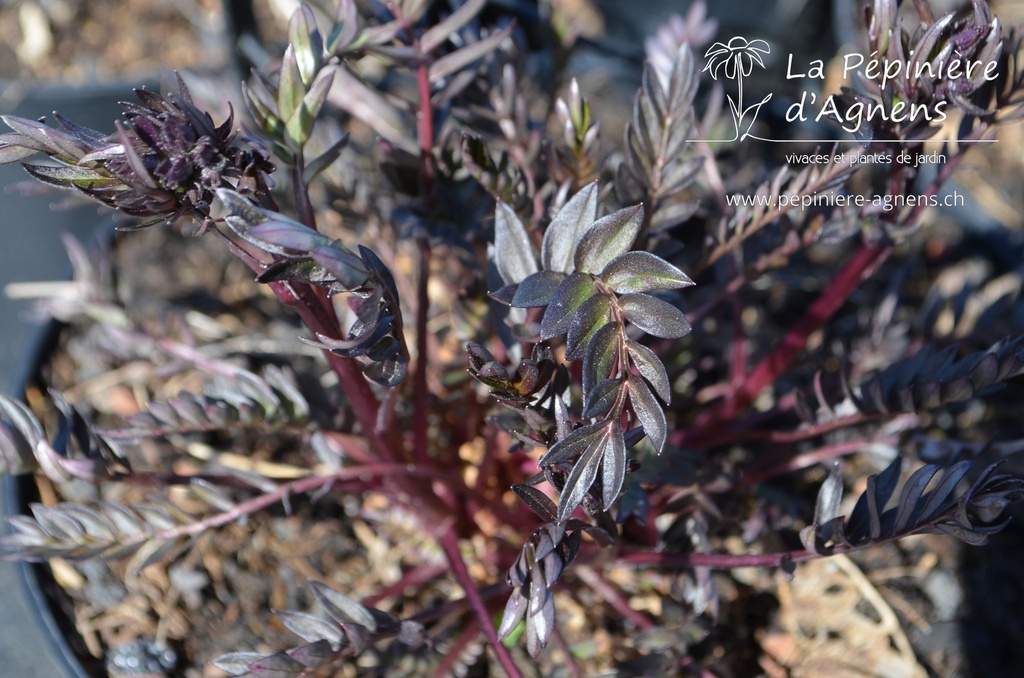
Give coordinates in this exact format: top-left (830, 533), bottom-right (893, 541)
top-left (242, 81), bottom-right (284, 138)
top-left (566, 293), bottom-right (613, 360)
top-left (0, 135), bottom-right (42, 164)
top-left (247, 220), bottom-right (332, 254)
top-left (285, 70), bottom-right (334, 147)
top-left (620, 293), bottom-right (691, 339)
top-left (278, 45), bottom-right (304, 123)
top-left (1, 115), bottom-right (85, 162)
top-left (494, 201), bottom-right (537, 286)
top-left (22, 164), bottom-right (117, 189)
top-left (511, 270), bottom-right (564, 308)
top-left (583, 322), bottom-right (620, 396)
top-left (574, 204), bottom-right (644, 274)
top-left (601, 251), bottom-right (694, 293)
top-left (540, 272), bottom-right (598, 340)
top-left (327, 0), bottom-right (360, 53)
top-left (542, 182), bottom-right (598, 274)
top-left (628, 374), bottom-right (667, 453)
top-left (302, 134), bottom-right (349, 183)
top-left (626, 340), bottom-right (671, 403)
top-left (289, 4), bottom-right (324, 86)
top-left (498, 590), bottom-right (528, 641)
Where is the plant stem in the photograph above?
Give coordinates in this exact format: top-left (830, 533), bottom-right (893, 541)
top-left (739, 437), bottom-right (894, 485)
top-left (291, 158), bottom-right (317, 230)
top-left (148, 464), bottom-right (456, 544)
top-left (432, 625), bottom-right (481, 678)
top-left (551, 627), bottom-right (584, 678)
top-left (364, 563), bottom-right (448, 608)
top-left (208, 226), bottom-right (392, 458)
top-left (409, 582), bottom-right (508, 627)
top-left (274, 281), bottom-right (392, 459)
top-left (575, 565), bottom-right (655, 631)
top-left (696, 152), bottom-right (862, 277)
top-left (692, 411), bottom-right (877, 448)
top-left (415, 55), bottom-right (435, 196)
top-left (413, 237), bottom-right (431, 466)
top-left (615, 546), bottom-right (835, 569)
top-left (437, 526), bottom-right (522, 678)
top-left (687, 241), bottom-right (891, 439)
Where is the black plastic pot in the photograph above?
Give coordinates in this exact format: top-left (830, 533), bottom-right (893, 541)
top-left (0, 82), bottom-right (141, 678)
top-left (2, 321), bottom-right (95, 678)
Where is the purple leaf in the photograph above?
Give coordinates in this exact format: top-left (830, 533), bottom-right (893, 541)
top-left (542, 182), bottom-right (599, 274)
top-left (511, 270), bottom-right (564, 308)
top-left (574, 204), bottom-right (644, 274)
top-left (628, 374), bottom-right (667, 453)
top-left (600, 250), bottom-right (694, 293)
top-left (539, 271), bottom-right (598, 340)
top-left (619, 293), bottom-right (691, 339)
top-left (565, 292), bottom-right (613, 360)
top-left (494, 200), bottom-right (537, 286)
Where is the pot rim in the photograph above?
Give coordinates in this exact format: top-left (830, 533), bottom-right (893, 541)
top-left (3, 318), bottom-right (92, 678)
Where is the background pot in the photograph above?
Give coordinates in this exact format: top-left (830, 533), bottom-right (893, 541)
top-left (0, 83), bottom-right (138, 678)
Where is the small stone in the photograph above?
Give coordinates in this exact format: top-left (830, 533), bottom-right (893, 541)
top-left (924, 569), bottom-right (964, 621)
top-left (105, 639), bottom-right (177, 678)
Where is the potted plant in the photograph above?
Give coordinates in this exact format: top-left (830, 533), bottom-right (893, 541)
top-left (2, 0), bottom-right (1024, 675)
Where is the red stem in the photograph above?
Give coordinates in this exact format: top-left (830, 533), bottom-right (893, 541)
top-left (687, 242), bottom-right (891, 441)
top-left (575, 565), bottom-right (655, 631)
top-left (432, 624), bottom-right (481, 678)
top-left (415, 58), bottom-right (435, 195)
top-left (142, 464), bottom-right (455, 545)
top-left (551, 627), bottom-right (584, 678)
top-left (739, 437), bottom-right (894, 485)
top-left (437, 526), bottom-right (522, 678)
top-left (364, 562), bottom-right (448, 608)
top-left (615, 546), bottom-right (835, 569)
top-left (695, 412), bottom-right (877, 448)
top-left (209, 225), bottom-right (391, 460)
top-left (273, 281), bottom-right (392, 460)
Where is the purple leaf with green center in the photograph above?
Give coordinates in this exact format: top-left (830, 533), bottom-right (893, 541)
top-left (574, 204), bottom-right (644, 274)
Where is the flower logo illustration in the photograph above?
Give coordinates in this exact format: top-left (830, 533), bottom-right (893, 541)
top-left (704, 37), bottom-right (773, 141)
